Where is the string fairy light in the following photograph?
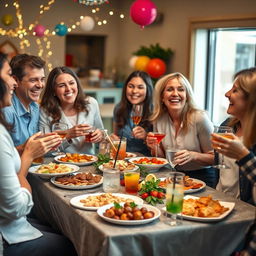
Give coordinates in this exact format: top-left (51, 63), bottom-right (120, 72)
top-left (0, 0), bottom-right (124, 70)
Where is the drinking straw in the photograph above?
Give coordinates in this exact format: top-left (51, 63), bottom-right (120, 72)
top-left (104, 131), bottom-right (117, 152)
top-left (113, 132), bottom-right (123, 169)
top-left (171, 172), bottom-right (177, 203)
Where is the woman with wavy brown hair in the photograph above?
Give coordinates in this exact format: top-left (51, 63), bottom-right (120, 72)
top-left (40, 66), bottom-right (103, 154)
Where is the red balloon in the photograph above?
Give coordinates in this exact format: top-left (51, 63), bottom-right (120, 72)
top-left (146, 58), bottom-right (166, 78)
top-left (130, 0), bottom-right (157, 28)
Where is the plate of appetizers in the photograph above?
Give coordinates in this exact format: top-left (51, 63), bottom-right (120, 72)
top-left (129, 157), bottom-right (168, 172)
top-left (50, 172), bottom-right (103, 190)
top-left (54, 153), bottom-right (98, 166)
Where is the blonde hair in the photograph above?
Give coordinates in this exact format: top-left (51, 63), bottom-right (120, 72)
top-left (150, 72), bottom-right (200, 133)
top-left (240, 68), bottom-right (256, 148)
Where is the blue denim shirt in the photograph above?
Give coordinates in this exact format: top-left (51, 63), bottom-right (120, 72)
top-left (2, 94), bottom-right (39, 146)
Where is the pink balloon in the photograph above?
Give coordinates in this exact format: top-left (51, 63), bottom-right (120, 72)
top-left (34, 24), bottom-right (46, 37)
top-left (130, 0), bottom-right (157, 28)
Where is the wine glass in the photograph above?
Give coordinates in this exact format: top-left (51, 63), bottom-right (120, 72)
top-left (149, 132), bottom-right (166, 157)
top-left (165, 147), bottom-right (179, 171)
top-left (51, 122), bottom-right (68, 155)
top-left (165, 172), bottom-right (184, 226)
top-left (131, 104), bottom-right (143, 126)
top-left (212, 125), bottom-right (234, 169)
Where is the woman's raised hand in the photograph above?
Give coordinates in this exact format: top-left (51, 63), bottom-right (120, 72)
top-left (132, 126), bottom-right (147, 140)
top-left (23, 132), bottom-right (62, 161)
top-left (211, 133), bottom-right (249, 160)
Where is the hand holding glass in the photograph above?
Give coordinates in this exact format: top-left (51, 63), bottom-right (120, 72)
top-left (149, 132), bottom-right (165, 157)
top-left (212, 126), bottom-right (234, 169)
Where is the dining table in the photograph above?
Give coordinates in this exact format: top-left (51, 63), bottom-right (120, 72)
top-left (28, 156), bottom-right (256, 256)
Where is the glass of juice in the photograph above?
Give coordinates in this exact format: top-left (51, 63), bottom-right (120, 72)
top-left (110, 138), bottom-right (127, 160)
top-left (85, 126), bottom-right (96, 143)
top-left (212, 125), bottom-right (234, 169)
top-left (124, 168), bottom-right (140, 194)
top-left (165, 172), bottom-right (184, 226)
top-left (51, 122), bottom-right (68, 155)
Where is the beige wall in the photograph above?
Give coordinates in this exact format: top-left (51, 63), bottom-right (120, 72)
top-left (0, 0), bottom-right (255, 77)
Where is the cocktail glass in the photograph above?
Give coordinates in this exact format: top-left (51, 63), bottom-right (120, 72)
top-left (212, 125), bottom-right (234, 169)
top-left (131, 104), bottom-right (143, 126)
top-left (165, 172), bottom-right (184, 226)
top-left (165, 147), bottom-right (179, 171)
top-left (149, 132), bottom-right (166, 157)
top-left (51, 122), bottom-right (68, 155)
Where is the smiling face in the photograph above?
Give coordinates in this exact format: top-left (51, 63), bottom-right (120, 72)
top-left (225, 79), bottom-right (247, 120)
top-left (0, 60), bottom-right (17, 106)
top-left (162, 78), bottom-right (187, 115)
top-left (14, 66), bottom-right (45, 108)
top-left (126, 76), bottom-right (147, 105)
top-left (54, 73), bottom-right (78, 107)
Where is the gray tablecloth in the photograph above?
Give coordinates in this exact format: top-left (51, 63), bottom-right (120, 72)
top-left (28, 160), bottom-right (256, 256)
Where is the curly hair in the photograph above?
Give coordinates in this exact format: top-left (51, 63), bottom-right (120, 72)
top-left (115, 70), bottom-right (153, 131)
top-left (40, 66), bottom-right (89, 125)
top-left (150, 72), bottom-right (200, 133)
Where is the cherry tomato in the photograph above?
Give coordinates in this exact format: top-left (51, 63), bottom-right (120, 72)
top-left (141, 193), bottom-right (149, 199)
top-left (157, 192), bottom-right (165, 199)
top-left (150, 191), bottom-right (158, 197)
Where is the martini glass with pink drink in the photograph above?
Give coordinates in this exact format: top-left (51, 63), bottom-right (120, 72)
top-left (149, 132), bottom-right (166, 157)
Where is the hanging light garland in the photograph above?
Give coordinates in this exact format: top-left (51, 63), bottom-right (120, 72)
top-left (0, 0), bottom-right (124, 70)
top-left (78, 0), bottom-right (109, 6)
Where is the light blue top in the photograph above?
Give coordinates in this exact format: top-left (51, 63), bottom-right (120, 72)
top-left (0, 123), bottom-right (42, 244)
top-left (39, 96), bottom-right (104, 154)
top-left (2, 93), bottom-right (39, 146)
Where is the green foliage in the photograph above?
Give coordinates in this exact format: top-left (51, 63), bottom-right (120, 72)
top-left (133, 43), bottom-right (173, 62)
top-left (93, 153), bottom-right (111, 169)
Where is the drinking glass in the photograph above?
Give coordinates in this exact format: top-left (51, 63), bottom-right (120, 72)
top-left (165, 147), bottom-right (179, 171)
top-left (165, 172), bottom-right (184, 226)
top-left (110, 138), bottom-right (127, 160)
top-left (124, 168), bottom-right (140, 194)
top-left (84, 126), bottom-right (96, 143)
top-left (51, 122), bottom-right (68, 155)
top-left (131, 104), bottom-right (143, 126)
top-left (149, 132), bottom-right (166, 157)
top-left (212, 125), bottom-right (234, 169)
top-left (103, 168), bottom-right (120, 193)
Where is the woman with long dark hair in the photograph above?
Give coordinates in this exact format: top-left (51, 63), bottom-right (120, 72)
top-left (112, 71), bottom-right (153, 155)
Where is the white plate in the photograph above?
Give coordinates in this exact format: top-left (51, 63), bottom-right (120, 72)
top-left (54, 154), bottom-right (98, 166)
top-left (50, 172), bottom-right (103, 190)
top-left (97, 203), bottom-right (161, 225)
top-left (124, 152), bottom-right (137, 160)
top-left (128, 157), bottom-right (168, 172)
top-left (98, 160), bottom-right (139, 173)
top-left (163, 195), bottom-right (235, 222)
top-left (70, 193), bottom-right (143, 211)
top-left (158, 178), bottom-right (206, 194)
top-left (28, 164), bottom-right (79, 179)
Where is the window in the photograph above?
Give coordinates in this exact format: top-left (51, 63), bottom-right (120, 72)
top-left (190, 16), bottom-right (256, 125)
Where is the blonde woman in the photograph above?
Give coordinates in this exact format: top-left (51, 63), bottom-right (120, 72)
top-left (146, 72), bottom-right (216, 187)
top-left (211, 67), bottom-right (256, 256)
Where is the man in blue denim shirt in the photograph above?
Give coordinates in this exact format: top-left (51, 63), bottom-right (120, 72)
top-left (2, 54), bottom-right (45, 153)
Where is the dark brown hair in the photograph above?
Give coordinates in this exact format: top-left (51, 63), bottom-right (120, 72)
top-left (0, 53), bottom-right (12, 129)
top-left (40, 66), bottom-right (88, 125)
top-left (10, 54), bottom-right (45, 81)
top-left (115, 70), bottom-right (153, 131)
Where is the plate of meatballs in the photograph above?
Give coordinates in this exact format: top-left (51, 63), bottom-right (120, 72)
top-left (50, 172), bottom-right (103, 190)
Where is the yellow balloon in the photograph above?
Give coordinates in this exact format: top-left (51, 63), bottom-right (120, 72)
top-left (134, 56), bottom-right (150, 71)
top-left (2, 14), bottom-right (13, 26)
